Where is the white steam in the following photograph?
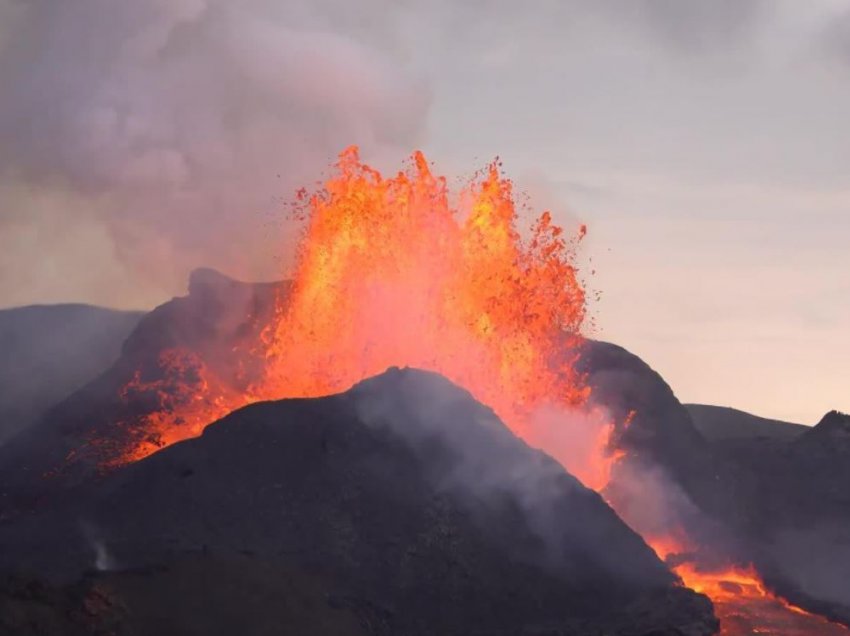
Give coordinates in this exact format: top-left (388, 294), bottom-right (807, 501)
top-left (79, 519), bottom-right (117, 572)
top-left (349, 369), bottom-right (661, 585)
top-left (525, 403), bottom-right (614, 490)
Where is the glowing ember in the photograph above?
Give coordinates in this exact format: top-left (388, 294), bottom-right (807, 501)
top-left (114, 146), bottom-right (614, 488)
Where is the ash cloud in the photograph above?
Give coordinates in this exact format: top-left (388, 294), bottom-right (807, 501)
top-left (0, 0), bottom-right (429, 308)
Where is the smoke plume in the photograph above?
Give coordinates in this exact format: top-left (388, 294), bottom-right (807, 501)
top-left (350, 368), bottom-right (670, 589)
top-left (79, 519), bottom-right (117, 572)
top-left (0, 0), bottom-right (429, 308)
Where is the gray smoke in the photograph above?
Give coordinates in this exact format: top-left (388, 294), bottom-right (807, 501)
top-left (349, 367), bottom-right (671, 589)
top-left (0, 0), bottom-right (429, 307)
top-left (79, 519), bottom-right (117, 572)
top-left (606, 459), bottom-right (700, 544)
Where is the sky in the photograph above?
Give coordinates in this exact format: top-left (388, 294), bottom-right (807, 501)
top-left (0, 0), bottom-right (848, 423)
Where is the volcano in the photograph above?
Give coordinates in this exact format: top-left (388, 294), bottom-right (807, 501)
top-left (1, 269), bottom-right (848, 635)
top-left (0, 366), bottom-right (716, 635)
top-left (1, 148), bottom-right (847, 636)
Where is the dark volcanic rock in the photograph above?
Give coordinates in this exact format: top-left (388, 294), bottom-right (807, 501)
top-left (802, 410), bottom-right (850, 442)
top-left (579, 342), bottom-right (750, 535)
top-left (0, 269), bottom-right (287, 511)
top-left (0, 557), bottom-right (369, 636)
top-left (672, 409), bottom-right (850, 625)
top-left (2, 269), bottom-right (846, 630)
top-left (579, 341), bottom-right (712, 482)
top-left (580, 343), bottom-right (850, 627)
top-left (120, 267), bottom-right (287, 366)
top-left (755, 411), bottom-right (850, 624)
top-left (685, 404), bottom-right (807, 442)
top-left (0, 304), bottom-right (142, 446)
top-left (0, 368), bottom-right (717, 636)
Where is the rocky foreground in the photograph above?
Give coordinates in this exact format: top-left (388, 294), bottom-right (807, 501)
top-left (2, 268), bottom-right (848, 634)
top-left (0, 368), bottom-right (716, 635)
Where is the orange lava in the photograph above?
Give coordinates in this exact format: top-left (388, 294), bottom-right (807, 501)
top-left (262, 146), bottom-right (588, 418)
top-left (649, 537), bottom-right (849, 636)
top-left (115, 146), bottom-right (615, 488)
top-left (106, 147), bottom-right (848, 635)
top-left (114, 349), bottom-right (257, 465)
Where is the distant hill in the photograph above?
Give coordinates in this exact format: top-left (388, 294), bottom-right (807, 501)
top-left (685, 404), bottom-right (807, 442)
top-left (0, 304), bottom-right (143, 445)
top-left (594, 357), bottom-right (850, 627)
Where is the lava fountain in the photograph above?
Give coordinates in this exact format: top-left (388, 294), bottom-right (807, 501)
top-left (105, 147), bottom-right (846, 636)
top-left (115, 146), bottom-right (615, 489)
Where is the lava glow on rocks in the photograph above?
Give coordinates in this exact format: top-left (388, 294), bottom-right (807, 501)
top-left (116, 146), bottom-right (614, 489)
top-left (106, 148), bottom-right (846, 636)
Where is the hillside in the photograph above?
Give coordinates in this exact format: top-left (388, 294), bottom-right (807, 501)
top-left (0, 304), bottom-right (143, 445)
top-left (0, 367), bottom-right (716, 636)
top-left (685, 404), bottom-right (807, 442)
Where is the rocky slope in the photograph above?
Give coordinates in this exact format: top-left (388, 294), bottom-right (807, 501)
top-left (0, 368), bottom-right (716, 636)
top-left (582, 343), bottom-right (850, 627)
top-left (0, 269), bottom-right (286, 510)
top-left (2, 268), bottom-right (846, 632)
top-left (685, 404), bottom-right (807, 442)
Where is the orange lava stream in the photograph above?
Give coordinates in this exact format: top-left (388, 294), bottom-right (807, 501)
top-left (649, 538), bottom-right (849, 636)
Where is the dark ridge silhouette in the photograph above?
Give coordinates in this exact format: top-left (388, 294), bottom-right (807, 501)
top-left (685, 404), bottom-right (807, 442)
top-left (0, 269), bottom-right (288, 509)
top-left (0, 367), bottom-right (716, 636)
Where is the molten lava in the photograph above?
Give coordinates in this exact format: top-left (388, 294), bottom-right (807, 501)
top-left (115, 146), bottom-right (614, 488)
top-left (104, 147), bottom-right (847, 636)
top-left (262, 148), bottom-right (588, 415)
top-left (114, 349), bottom-right (257, 465)
top-left (650, 537), bottom-right (850, 636)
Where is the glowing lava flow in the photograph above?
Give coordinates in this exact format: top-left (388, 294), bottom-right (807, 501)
top-left (115, 146), bottom-right (615, 489)
top-left (649, 538), bottom-right (850, 636)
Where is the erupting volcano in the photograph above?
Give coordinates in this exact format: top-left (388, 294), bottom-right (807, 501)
top-left (8, 149), bottom-right (846, 636)
top-left (114, 146), bottom-right (614, 489)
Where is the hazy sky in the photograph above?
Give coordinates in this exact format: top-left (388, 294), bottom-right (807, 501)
top-left (0, 0), bottom-right (847, 423)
